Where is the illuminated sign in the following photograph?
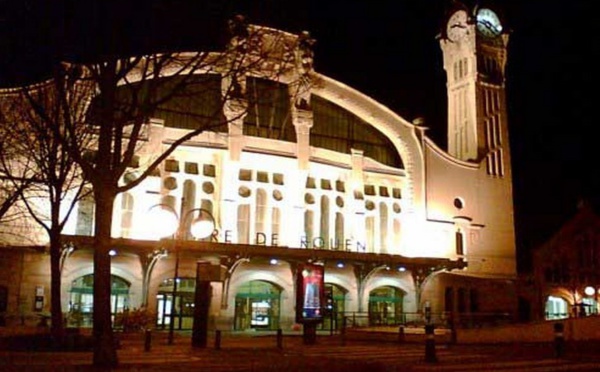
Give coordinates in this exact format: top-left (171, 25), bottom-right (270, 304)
top-left (221, 230), bottom-right (368, 251)
top-left (295, 263), bottom-right (325, 323)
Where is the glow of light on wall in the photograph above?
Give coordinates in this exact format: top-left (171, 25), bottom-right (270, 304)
top-left (398, 267), bottom-right (406, 272)
top-left (109, 249), bottom-right (117, 256)
top-left (336, 262), bottom-right (344, 268)
top-left (190, 218), bottom-right (215, 240)
top-left (143, 206), bottom-right (178, 240)
top-left (270, 258), bottom-right (278, 265)
top-left (585, 286), bottom-right (596, 296)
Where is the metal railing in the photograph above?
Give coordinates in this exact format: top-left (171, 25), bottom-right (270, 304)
top-left (341, 311), bottom-right (513, 329)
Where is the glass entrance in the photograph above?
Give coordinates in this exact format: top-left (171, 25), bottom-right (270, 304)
top-left (156, 278), bottom-right (196, 330)
top-left (545, 296), bottom-right (568, 319)
top-left (234, 281), bottom-right (281, 331)
top-left (319, 283), bottom-right (346, 332)
top-left (68, 274), bottom-right (130, 327)
top-left (368, 286), bottom-right (404, 326)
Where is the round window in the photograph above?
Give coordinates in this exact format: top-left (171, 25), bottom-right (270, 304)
top-left (163, 177), bottom-right (177, 190)
top-left (239, 186), bottom-right (251, 198)
top-left (305, 193), bottom-right (315, 204)
top-left (202, 182), bottom-right (214, 194)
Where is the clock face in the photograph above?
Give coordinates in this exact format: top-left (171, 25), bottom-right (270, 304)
top-left (476, 8), bottom-right (502, 37)
top-left (446, 10), bottom-right (468, 42)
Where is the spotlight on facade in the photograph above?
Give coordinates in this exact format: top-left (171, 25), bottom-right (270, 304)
top-left (109, 249), bottom-right (117, 256)
top-left (270, 258), bottom-right (278, 265)
top-left (585, 286), bottom-right (596, 296)
top-left (336, 262), bottom-right (344, 268)
top-left (190, 209), bottom-right (217, 239)
top-left (398, 266), bottom-right (406, 272)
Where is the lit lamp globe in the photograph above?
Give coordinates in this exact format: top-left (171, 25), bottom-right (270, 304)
top-left (147, 205), bottom-right (179, 240)
top-left (190, 213), bottom-right (215, 239)
top-left (585, 286), bottom-right (596, 297)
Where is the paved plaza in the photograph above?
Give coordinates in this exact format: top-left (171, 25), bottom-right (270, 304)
top-left (2, 330), bottom-right (600, 371)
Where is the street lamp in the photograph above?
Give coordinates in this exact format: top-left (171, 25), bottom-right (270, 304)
top-left (148, 204), bottom-right (216, 345)
top-left (584, 286), bottom-right (599, 315)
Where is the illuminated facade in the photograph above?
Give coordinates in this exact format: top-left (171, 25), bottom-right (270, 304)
top-left (0, 4), bottom-right (518, 330)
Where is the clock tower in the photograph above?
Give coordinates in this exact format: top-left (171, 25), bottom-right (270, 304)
top-left (440, 3), bottom-right (510, 179)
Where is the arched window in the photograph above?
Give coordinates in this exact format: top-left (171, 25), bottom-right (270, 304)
top-left (304, 210), bottom-right (314, 247)
top-left (198, 199), bottom-right (213, 241)
top-left (255, 189), bottom-right (267, 240)
top-left (271, 207), bottom-right (280, 242)
top-left (393, 219), bottom-right (401, 250)
top-left (181, 180), bottom-right (196, 239)
top-left (76, 190), bottom-right (95, 236)
top-left (237, 204), bottom-right (250, 244)
top-left (320, 195), bottom-right (330, 249)
top-left (456, 230), bottom-right (464, 256)
top-left (379, 202), bottom-right (388, 253)
top-left (335, 212), bottom-right (344, 250)
top-left (366, 216), bottom-right (375, 253)
top-left (120, 193), bottom-right (134, 238)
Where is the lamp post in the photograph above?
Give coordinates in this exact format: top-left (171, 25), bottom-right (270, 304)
top-left (148, 204), bottom-right (216, 345)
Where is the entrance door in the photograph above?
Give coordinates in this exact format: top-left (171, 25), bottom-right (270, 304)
top-left (156, 278), bottom-right (196, 330)
top-left (319, 283), bottom-right (346, 332)
top-left (234, 280), bottom-right (281, 331)
top-left (68, 274), bottom-right (130, 328)
top-left (368, 286), bottom-right (404, 326)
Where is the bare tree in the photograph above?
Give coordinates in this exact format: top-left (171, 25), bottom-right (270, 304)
top-left (0, 96), bottom-right (36, 244)
top-left (37, 17), bottom-right (311, 367)
top-left (0, 69), bottom-right (94, 341)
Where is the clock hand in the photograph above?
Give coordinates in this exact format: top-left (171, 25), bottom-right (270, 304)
top-left (451, 23), bottom-right (467, 29)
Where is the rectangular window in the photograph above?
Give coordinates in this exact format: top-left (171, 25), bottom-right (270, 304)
top-left (257, 171), bottom-right (269, 183)
top-left (164, 159), bottom-right (180, 173)
top-left (336, 180), bottom-right (345, 192)
top-left (379, 186), bottom-right (389, 197)
top-left (306, 177), bottom-right (316, 189)
top-left (320, 179), bottom-right (332, 190)
top-left (498, 149), bottom-right (504, 177)
top-left (203, 164), bottom-right (216, 177)
top-left (444, 287), bottom-right (454, 313)
top-left (239, 169), bottom-right (252, 181)
top-left (273, 173), bottom-right (284, 185)
top-left (469, 289), bottom-right (479, 313)
top-left (364, 185), bottom-right (376, 196)
top-left (184, 162), bottom-right (199, 175)
top-left (392, 188), bottom-right (402, 199)
top-left (457, 288), bottom-right (467, 313)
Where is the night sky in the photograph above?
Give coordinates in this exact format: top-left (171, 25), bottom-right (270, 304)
top-left (0, 0), bottom-right (596, 272)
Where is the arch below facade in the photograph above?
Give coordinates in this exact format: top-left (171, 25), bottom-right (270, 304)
top-left (367, 285), bottom-right (407, 326)
top-left (363, 273), bottom-right (415, 314)
top-left (233, 279), bottom-right (283, 331)
top-left (65, 273), bottom-right (131, 328)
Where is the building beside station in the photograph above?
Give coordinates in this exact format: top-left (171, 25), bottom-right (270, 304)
top-left (0, 3), bottom-right (518, 331)
top-left (528, 202), bottom-right (600, 321)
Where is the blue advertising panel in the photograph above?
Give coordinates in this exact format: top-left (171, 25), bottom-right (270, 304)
top-left (295, 263), bottom-right (324, 323)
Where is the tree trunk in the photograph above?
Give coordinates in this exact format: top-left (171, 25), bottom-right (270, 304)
top-left (92, 187), bottom-right (118, 367)
top-left (49, 226), bottom-right (64, 345)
